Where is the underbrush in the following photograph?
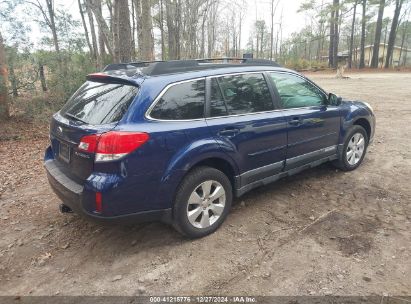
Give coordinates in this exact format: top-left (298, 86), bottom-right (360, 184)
top-left (284, 59), bottom-right (329, 71)
top-left (9, 92), bottom-right (66, 124)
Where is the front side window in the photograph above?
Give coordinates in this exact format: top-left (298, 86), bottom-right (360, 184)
top-left (150, 79), bottom-right (205, 120)
top-left (269, 73), bottom-right (326, 109)
top-left (209, 73), bottom-right (273, 116)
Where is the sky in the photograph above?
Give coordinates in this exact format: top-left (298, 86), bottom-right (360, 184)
top-left (7, 0), bottom-right (404, 52)
top-left (16, 0), bottom-right (306, 50)
top-left (241, 0), bottom-right (304, 44)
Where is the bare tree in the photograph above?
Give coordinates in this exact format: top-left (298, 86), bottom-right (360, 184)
top-left (359, 0), bottom-right (367, 68)
top-left (134, 0), bottom-right (154, 60)
top-left (159, 0), bottom-right (166, 59)
top-left (87, 0), bottom-right (114, 57)
top-left (78, 0), bottom-right (93, 57)
top-left (332, 0), bottom-right (340, 69)
top-left (85, 0), bottom-right (98, 63)
top-left (270, 0), bottom-right (280, 60)
top-left (371, 0), bottom-right (386, 68)
top-left (28, 0), bottom-right (62, 71)
top-left (166, 0), bottom-right (181, 59)
top-left (115, 0), bottom-right (132, 62)
top-left (96, 0), bottom-right (105, 63)
top-left (329, 8), bottom-right (335, 67)
top-left (348, 0), bottom-right (358, 68)
top-left (385, 0), bottom-right (405, 68)
top-left (0, 31), bottom-right (9, 120)
top-left (207, 0), bottom-right (219, 58)
top-left (112, 0), bottom-right (120, 61)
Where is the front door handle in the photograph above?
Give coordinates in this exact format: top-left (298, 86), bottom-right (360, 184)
top-left (289, 117), bottom-right (302, 126)
top-left (218, 128), bottom-right (240, 138)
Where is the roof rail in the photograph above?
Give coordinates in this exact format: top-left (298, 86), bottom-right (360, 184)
top-left (196, 58), bottom-right (281, 67)
top-left (242, 58), bottom-right (281, 67)
top-left (101, 58), bottom-right (281, 75)
top-left (142, 60), bottom-right (200, 76)
top-left (102, 61), bottom-right (163, 72)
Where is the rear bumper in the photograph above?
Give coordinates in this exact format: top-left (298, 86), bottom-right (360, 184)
top-left (44, 158), bottom-right (172, 224)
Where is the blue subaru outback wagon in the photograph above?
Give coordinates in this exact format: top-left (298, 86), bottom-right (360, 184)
top-left (44, 59), bottom-right (375, 238)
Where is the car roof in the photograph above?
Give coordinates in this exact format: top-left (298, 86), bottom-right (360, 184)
top-left (91, 59), bottom-right (297, 86)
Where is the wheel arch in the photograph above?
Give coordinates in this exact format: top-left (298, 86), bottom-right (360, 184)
top-left (188, 157), bottom-right (238, 191)
top-left (353, 118), bottom-right (371, 141)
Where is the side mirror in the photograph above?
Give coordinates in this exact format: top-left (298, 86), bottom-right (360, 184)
top-left (328, 93), bottom-right (342, 106)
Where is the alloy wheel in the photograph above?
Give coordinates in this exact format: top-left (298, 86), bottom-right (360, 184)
top-left (186, 180), bottom-right (226, 229)
top-left (346, 133), bottom-right (365, 166)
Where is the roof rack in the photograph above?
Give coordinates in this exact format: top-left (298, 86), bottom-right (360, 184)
top-left (196, 58), bottom-right (281, 66)
top-left (102, 58), bottom-right (281, 76)
top-left (102, 61), bottom-right (165, 72)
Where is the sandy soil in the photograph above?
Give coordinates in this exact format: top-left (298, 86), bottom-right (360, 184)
top-left (0, 72), bottom-right (410, 296)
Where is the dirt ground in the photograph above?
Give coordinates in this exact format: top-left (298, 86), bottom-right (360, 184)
top-left (0, 72), bottom-right (410, 296)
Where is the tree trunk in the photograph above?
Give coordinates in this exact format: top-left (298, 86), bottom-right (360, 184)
top-left (207, 1), bottom-right (218, 58)
top-left (332, 0), bottom-right (339, 69)
top-left (348, 0), bottom-right (358, 68)
top-left (359, 0), bottom-right (367, 69)
top-left (133, 0), bottom-right (142, 57)
top-left (87, 0), bottom-right (114, 57)
top-left (385, 0), bottom-right (404, 68)
top-left (95, 0), bottom-right (106, 67)
top-left (39, 64), bottom-right (47, 92)
top-left (166, 0), bottom-right (180, 60)
top-left (46, 0), bottom-right (60, 58)
top-left (112, 0), bottom-right (120, 62)
top-left (260, 30), bottom-right (264, 58)
top-left (131, 0), bottom-right (136, 59)
top-left (371, 0), bottom-right (385, 68)
top-left (270, 0), bottom-right (274, 60)
top-left (0, 31), bottom-right (9, 120)
top-left (140, 0), bottom-right (154, 60)
top-left (159, 0), bottom-right (165, 60)
top-left (8, 62), bottom-right (18, 97)
top-left (115, 0), bottom-right (132, 62)
top-left (329, 9), bottom-right (335, 68)
top-left (86, 2), bottom-right (98, 62)
top-left (78, 0), bottom-right (93, 58)
top-left (398, 19), bottom-right (408, 66)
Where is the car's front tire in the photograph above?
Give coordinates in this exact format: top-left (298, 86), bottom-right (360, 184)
top-left (334, 125), bottom-right (369, 171)
top-left (173, 166), bottom-right (232, 238)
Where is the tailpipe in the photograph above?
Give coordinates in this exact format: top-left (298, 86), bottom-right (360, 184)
top-left (59, 204), bottom-right (73, 213)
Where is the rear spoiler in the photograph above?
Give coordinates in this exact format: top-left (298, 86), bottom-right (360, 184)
top-left (86, 73), bottom-right (139, 87)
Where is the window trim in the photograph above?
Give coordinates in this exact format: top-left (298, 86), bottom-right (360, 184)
top-left (145, 77), bottom-right (207, 122)
top-left (205, 71), bottom-right (278, 119)
top-left (267, 71), bottom-right (329, 110)
top-left (145, 71), bottom-right (330, 122)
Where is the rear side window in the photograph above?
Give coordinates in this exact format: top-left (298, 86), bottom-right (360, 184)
top-left (150, 79), bottom-right (205, 120)
top-left (209, 73), bottom-right (273, 116)
top-left (60, 81), bottom-right (138, 125)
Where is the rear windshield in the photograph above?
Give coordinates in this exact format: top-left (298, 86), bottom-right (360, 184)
top-left (60, 81), bottom-right (138, 125)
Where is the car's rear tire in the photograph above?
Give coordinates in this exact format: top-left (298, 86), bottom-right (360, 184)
top-left (172, 166), bottom-right (232, 238)
top-left (334, 125), bottom-right (369, 171)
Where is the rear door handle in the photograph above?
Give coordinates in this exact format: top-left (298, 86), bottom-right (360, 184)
top-left (289, 117), bottom-right (302, 126)
top-left (218, 128), bottom-right (240, 138)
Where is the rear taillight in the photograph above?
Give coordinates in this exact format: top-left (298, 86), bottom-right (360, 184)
top-left (78, 131), bottom-right (150, 162)
top-left (78, 134), bottom-right (99, 153)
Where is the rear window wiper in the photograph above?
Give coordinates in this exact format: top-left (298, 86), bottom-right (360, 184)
top-left (64, 113), bottom-right (87, 124)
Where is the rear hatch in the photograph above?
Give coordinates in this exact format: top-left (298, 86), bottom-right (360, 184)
top-left (50, 79), bottom-right (139, 182)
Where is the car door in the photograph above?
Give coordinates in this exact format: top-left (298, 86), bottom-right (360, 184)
top-left (268, 72), bottom-right (341, 170)
top-left (205, 72), bottom-right (288, 187)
